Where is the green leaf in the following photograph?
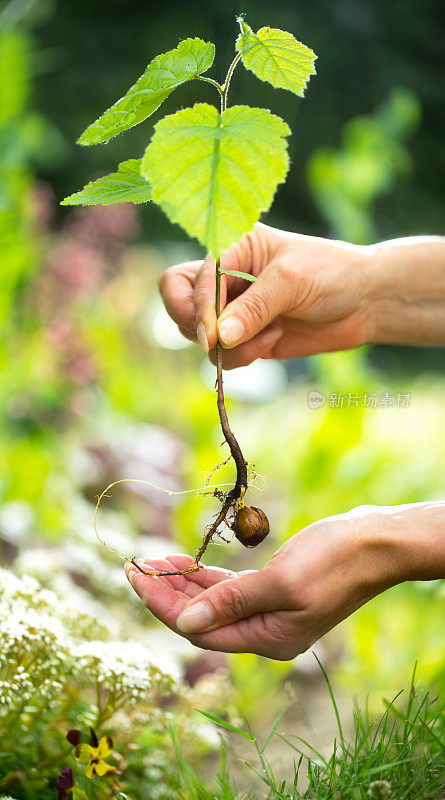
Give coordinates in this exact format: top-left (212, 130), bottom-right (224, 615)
top-left (78, 38), bottom-right (215, 146)
top-left (60, 159), bottom-right (152, 206)
top-left (220, 269), bottom-right (258, 282)
top-left (194, 709), bottom-right (256, 741)
top-left (236, 21), bottom-right (316, 98)
top-left (142, 103), bottom-right (290, 259)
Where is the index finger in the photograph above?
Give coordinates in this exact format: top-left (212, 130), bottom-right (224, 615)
top-left (158, 261), bottom-right (201, 335)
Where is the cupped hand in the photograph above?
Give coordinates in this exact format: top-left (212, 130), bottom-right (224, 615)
top-left (158, 222), bottom-right (375, 368)
top-left (124, 506), bottom-right (407, 660)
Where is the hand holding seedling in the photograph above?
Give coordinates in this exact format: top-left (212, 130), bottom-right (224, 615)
top-left (125, 502), bottom-right (445, 659)
top-left (161, 224), bottom-right (445, 366)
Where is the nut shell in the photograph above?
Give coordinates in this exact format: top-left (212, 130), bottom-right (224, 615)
top-left (234, 506), bottom-right (269, 548)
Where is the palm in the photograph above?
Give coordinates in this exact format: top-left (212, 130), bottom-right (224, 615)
top-left (127, 554), bottom-right (288, 656)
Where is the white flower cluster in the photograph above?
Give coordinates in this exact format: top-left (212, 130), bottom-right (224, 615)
top-left (73, 640), bottom-right (179, 701)
top-left (0, 571), bottom-right (69, 713)
top-left (0, 568), bottom-right (182, 718)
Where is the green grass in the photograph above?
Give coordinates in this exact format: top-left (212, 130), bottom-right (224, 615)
top-left (177, 668), bottom-right (445, 799)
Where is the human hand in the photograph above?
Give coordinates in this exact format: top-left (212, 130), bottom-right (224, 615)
top-left (159, 226), bottom-right (445, 363)
top-left (124, 502), bottom-right (444, 660)
top-left (158, 222), bottom-right (374, 368)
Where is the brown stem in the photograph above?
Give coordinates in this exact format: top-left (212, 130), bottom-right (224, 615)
top-left (215, 258), bottom-right (247, 500)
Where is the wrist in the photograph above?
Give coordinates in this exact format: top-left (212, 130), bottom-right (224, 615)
top-left (363, 237), bottom-right (445, 345)
top-left (359, 502), bottom-right (445, 587)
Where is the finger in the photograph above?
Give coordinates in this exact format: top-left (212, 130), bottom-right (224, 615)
top-left (208, 324), bottom-right (283, 369)
top-left (216, 265), bottom-right (289, 349)
top-left (165, 554), bottom-right (236, 587)
top-left (187, 609), bottom-right (299, 659)
top-left (193, 254), bottom-right (227, 352)
top-left (178, 325), bottom-right (197, 342)
top-left (125, 561), bottom-right (300, 658)
top-left (246, 316), bottom-right (364, 359)
top-left (133, 558), bottom-right (224, 600)
top-left (175, 567), bottom-right (288, 634)
top-left (133, 558), bottom-right (189, 592)
top-left (158, 262), bottom-right (200, 331)
top-left (268, 315), bottom-right (366, 358)
top-left (126, 562), bottom-right (296, 658)
top-left (124, 563), bottom-right (189, 631)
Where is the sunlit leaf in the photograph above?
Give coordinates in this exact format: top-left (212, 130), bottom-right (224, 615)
top-left (236, 20), bottom-right (316, 98)
top-left (143, 103), bottom-right (289, 258)
top-left (78, 38), bottom-right (215, 145)
top-left (60, 159), bottom-right (152, 206)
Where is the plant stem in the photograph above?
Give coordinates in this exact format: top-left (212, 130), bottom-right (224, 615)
top-left (221, 52), bottom-right (242, 106)
top-left (215, 52), bottom-right (247, 497)
top-left (215, 259), bottom-right (247, 501)
top-left (197, 75), bottom-right (223, 93)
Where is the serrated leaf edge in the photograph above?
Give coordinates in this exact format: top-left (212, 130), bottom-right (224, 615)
top-left (60, 159), bottom-right (152, 206)
top-left (77, 37), bottom-right (216, 146)
top-left (142, 102), bottom-right (290, 258)
top-left (236, 24), bottom-right (317, 97)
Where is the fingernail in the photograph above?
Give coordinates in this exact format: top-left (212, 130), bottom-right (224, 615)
top-left (260, 326), bottom-right (282, 349)
top-left (124, 561), bottom-right (136, 588)
top-left (196, 321), bottom-right (209, 353)
top-left (176, 600), bottom-right (215, 633)
top-left (218, 317), bottom-right (244, 347)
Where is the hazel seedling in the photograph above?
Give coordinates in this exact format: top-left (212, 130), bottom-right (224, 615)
top-left (62, 16), bottom-right (317, 575)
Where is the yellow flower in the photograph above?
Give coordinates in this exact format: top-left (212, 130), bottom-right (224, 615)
top-left (74, 735), bottom-right (115, 778)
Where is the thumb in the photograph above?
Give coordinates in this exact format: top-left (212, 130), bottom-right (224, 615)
top-left (176, 569), bottom-right (283, 633)
top-left (193, 253), bottom-right (227, 351)
top-left (217, 269), bottom-right (285, 348)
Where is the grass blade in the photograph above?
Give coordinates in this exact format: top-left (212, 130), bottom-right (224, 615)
top-left (313, 651), bottom-right (346, 754)
top-left (261, 709), bottom-right (285, 754)
top-left (194, 709), bottom-right (255, 741)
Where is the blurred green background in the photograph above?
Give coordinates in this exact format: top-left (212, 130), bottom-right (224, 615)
top-left (1, 0), bottom-right (444, 733)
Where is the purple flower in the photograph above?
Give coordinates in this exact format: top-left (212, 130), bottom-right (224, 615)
top-left (66, 730), bottom-right (81, 746)
top-left (56, 767), bottom-right (73, 799)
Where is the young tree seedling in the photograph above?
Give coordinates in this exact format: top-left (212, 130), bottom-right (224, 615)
top-left (62, 17), bottom-right (317, 575)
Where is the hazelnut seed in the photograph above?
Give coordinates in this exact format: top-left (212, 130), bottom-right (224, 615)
top-left (234, 506), bottom-right (269, 548)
